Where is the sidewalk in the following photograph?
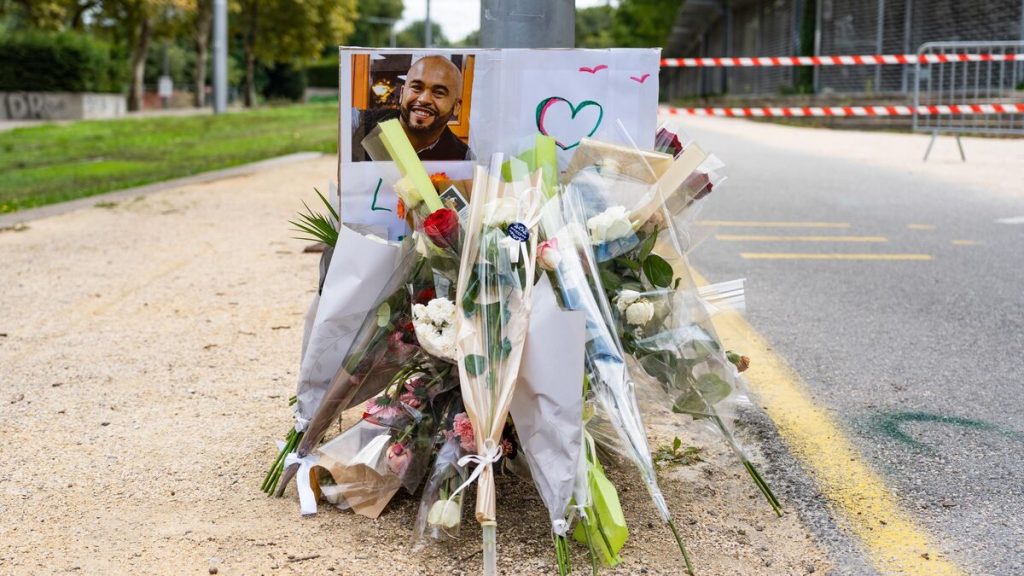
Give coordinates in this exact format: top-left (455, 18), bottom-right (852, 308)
top-left (0, 155), bottom-right (830, 575)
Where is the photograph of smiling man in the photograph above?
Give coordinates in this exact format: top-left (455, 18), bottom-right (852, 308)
top-left (350, 53), bottom-right (474, 162)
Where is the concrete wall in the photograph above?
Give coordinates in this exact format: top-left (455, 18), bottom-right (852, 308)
top-left (0, 92), bottom-right (126, 121)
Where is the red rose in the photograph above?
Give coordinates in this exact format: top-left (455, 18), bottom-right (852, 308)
top-left (423, 208), bottom-right (459, 249)
top-left (414, 287), bottom-right (436, 305)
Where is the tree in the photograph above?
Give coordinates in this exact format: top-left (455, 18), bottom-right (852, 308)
top-left (0, 0), bottom-right (99, 31)
top-left (99, 0), bottom-right (188, 111)
top-left (232, 0), bottom-right (358, 107)
top-left (611, 0), bottom-right (681, 48)
top-left (454, 29), bottom-right (479, 48)
top-left (347, 0), bottom-right (403, 48)
top-left (395, 20), bottom-right (448, 48)
top-left (187, 0), bottom-right (212, 107)
top-left (575, 4), bottom-right (615, 48)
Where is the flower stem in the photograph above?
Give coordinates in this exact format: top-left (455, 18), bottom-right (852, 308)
top-left (667, 519), bottom-right (695, 576)
top-left (710, 410), bottom-right (783, 516)
top-left (580, 516), bottom-right (600, 575)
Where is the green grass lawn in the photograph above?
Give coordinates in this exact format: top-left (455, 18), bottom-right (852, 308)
top-left (0, 104), bottom-right (338, 213)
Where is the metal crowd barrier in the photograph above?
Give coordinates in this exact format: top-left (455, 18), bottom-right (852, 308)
top-left (913, 40), bottom-right (1024, 161)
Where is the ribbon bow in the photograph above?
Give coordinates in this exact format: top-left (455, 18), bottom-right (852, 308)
top-left (284, 452), bottom-right (319, 516)
top-left (445, 438), bottom-right (503, 504)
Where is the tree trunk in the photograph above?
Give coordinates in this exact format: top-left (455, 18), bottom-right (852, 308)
top-left (193, 0), bottom-right (213, 108)
top-left (127, 17), bottom-right (152, 112)
top-left (242, 1), bottom-right (259, 108)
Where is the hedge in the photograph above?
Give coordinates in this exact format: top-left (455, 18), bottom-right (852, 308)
top-left (306, 57), bottom-right (339, 89)
top-left (0, 31), bottom-right (124, 93)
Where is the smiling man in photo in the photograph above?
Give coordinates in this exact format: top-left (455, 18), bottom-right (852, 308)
top-left (355, 55), bottom-right (472, 162)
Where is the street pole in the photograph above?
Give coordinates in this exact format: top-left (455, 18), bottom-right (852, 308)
top-left (425, 0), bottom-right (433, 47)
top-left (212, 0), bottom-right (228, 114)
top-left (479, 0), bottom-right (574, 48)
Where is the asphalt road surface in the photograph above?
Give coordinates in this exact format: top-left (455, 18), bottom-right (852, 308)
top-left (684, 117), bottom-right (1024, 576)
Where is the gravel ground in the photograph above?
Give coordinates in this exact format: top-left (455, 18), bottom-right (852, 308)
top-left (0, 155), bottom-right (831, 575)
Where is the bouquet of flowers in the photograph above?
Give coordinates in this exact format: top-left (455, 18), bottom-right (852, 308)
top-left (566, 123), bottom-right (781, 516)
top-left (263, 117), bottom-right (780, 575)
top-left (452, 154), bottom-right (546, 575)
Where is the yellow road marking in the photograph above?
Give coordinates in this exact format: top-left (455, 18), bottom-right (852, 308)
top-left (907, 224), bottom-right (937, 230)
top-left (951, 240), bottom-right (981, 246)
top-left (698, 220), bottom-right (852, 229)
top-left (716, 234), bottom-right (888, 243)
top-left (740, 253), bottom-right (932, 261)
top-left (691, 268), bottom-right (963, 576)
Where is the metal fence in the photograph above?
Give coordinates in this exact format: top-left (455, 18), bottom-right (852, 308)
top-left (913, 40), bottom-right (1024, 158)
top-left (664, 0), bottom-right (1024, 99)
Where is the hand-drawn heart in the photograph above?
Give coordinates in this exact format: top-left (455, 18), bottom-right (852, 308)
top-left (630, 73), bottom-right (651, 84)
top-left (578, 64), bottom-right (608, 74)
top-left (535, 97), bottom-right (604, 151)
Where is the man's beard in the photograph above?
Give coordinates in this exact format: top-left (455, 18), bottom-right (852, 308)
top-left (400, 103), bottom-right (450, 133)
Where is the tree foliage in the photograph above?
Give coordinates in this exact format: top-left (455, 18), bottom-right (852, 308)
top-left (610, 0), bottom-right (681, 48)
top-left (575, 4), bottom-right (615, 48)
top-left (576, 0), bottom-right (681, 49)
top-left (347, 0), bottom-right (403, 48)
top-left (395, 20), bottom-right (449, 48)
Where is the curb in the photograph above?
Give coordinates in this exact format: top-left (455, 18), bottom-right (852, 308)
top-left (0, 151), bottom-right (328, 228)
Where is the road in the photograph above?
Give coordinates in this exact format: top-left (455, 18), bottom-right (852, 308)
top-left (684, 117), bottom-right (1024, 575)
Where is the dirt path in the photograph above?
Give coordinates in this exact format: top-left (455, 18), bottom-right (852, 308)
top-left (0, 156), bottom-right (830, 575)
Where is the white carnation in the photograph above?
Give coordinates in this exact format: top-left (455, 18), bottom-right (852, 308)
top-left (412, 297), bottom-right (457, 361)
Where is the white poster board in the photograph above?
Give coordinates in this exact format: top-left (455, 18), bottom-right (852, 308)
top-left (337, 47), bottom-right (660, 240)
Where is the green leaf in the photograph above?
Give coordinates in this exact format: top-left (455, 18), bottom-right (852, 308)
top-left (672, 373), bottom-right (732, 416)
top-left (499, 337), bottom-right (512, 358)
top-left (642, 254), bottom-right (673, 288)
top-left (637, 229), bottom-right (658, 260)
top-left (613, 257), bottom-right (641, 272)
top-left (599, 267), bottom-right (622, 291)
top-left (376, 303), bottom-right (391, 327)
top-left (672, 437), bottom-right (682, 453)
top-left (464, 354), bottom-right (487, 376)
top-left (462, 273), bottom-right (480, 316)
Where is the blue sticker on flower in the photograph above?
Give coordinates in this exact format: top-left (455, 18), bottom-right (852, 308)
top-left (507, 222), bottom-right (529, 242)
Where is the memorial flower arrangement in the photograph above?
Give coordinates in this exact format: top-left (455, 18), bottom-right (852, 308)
top-left (264, 121), bottom-right (777, 575)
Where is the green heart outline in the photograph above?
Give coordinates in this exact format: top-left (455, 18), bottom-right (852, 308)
top-left (535, 96), bottom-right (605, 151)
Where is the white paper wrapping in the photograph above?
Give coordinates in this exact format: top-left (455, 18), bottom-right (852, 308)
top-left (509, 275), bottom-right (586, 534)
top-left (294, 225), bottom-right (400, 431)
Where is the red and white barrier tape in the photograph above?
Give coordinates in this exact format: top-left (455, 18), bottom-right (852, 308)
top-left (660, 103), bottom-right (1024, 117)
top-left (661, 53), bottom-right (1024, 67)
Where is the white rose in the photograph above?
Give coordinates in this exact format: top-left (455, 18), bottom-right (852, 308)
top-left (483, 197), bottom-right (520, 227)
top-left (587, 206), bottom-right (633, 244)
top-left (625, 299), bottom-right (655, 326)
top-left (427, 499), bottom-right (461, 528)
top-left (615, 289), bottom-right (641, 313)
top-left (394, 177), bottom-right (422, 209)
top-left (412, 232), bottom-right (431, 258)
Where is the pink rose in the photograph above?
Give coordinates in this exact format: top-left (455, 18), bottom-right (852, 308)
top-left (536, 238), bottom-right (562, 271)
top-left (386, 442), bottom-right (412, 477)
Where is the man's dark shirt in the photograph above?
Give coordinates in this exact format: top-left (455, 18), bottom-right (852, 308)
top-left (353, 107), bottom-right (471, 162)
